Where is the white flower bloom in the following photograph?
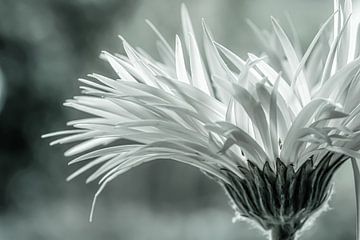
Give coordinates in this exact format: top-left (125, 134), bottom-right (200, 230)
top-left (44, 1), bottom-right (360, 239)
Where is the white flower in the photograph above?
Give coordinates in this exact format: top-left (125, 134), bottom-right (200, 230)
top-left (44, 1), bottom-right (360, 239)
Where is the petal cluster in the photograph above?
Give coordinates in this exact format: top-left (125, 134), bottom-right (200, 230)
top-left (44, 1), bottom-right (360, 236)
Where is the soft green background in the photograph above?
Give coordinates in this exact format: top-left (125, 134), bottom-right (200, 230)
top-left (0, 0), bottom-right (357, 239)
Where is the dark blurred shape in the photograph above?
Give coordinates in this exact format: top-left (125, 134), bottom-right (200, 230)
top-left (0, 0), bottom-right (138, 211)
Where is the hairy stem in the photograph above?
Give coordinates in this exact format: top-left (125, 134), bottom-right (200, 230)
top-left (271, 226), bottom-right (295, 240)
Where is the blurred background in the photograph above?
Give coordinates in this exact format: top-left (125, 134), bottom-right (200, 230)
top-left (0, 0), bottom-right (357, 239)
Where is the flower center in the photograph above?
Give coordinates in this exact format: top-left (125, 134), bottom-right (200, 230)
top-left (223, 153), bottom-right (346, 239)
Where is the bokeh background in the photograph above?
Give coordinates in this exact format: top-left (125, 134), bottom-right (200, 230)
top-left (0, 0), bottom-right (357, 239)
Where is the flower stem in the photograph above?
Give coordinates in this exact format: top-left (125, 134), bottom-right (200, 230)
top-left (271, 226), bottom-right (295, 240)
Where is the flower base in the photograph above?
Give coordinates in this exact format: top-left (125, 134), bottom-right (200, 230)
top-left (223, 153), bottom-right (346, 239)
top-left (271, 225), bottom-right (295, 240)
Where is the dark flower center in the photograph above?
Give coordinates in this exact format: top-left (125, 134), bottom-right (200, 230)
top-left (223, 152), bottom-right (347, 239)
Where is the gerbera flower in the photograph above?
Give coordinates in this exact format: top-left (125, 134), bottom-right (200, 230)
top-left (44, 1), bottom-right (360, 239)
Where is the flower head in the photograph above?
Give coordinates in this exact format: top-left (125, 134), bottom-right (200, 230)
top-left (44, 1), bottom-right (360, 239)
